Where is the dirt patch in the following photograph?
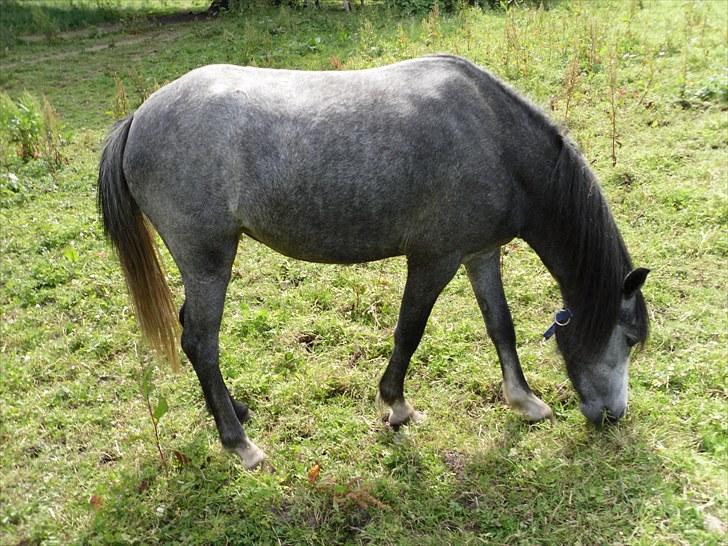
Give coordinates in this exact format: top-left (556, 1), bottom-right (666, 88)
top-left (17, 10), bottom-right (211, 44)
top-left (2, 27), bottom-right (187, 71)
top-left (442, 449), bottom-right (468, 480)
top-left (5, 8), bottom-right (214, 71)
top-left (296, 332), bottom-right (319, 352)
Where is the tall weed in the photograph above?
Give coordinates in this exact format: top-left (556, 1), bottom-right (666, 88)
top-left (110, 75), bottom-right (130, 119)
top-left (607, 45), bottom-right (619, 166)
top-left (563, 45), bottom-right (581, 122)
top-left (139, 357), bottom-right (170, 473)
top-left (41, 96), bottom-right (65, 173)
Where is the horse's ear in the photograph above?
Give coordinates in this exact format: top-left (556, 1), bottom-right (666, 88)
top-left (623, 268), bottom-right (650, 297)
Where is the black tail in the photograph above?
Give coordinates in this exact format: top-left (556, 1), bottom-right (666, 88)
top-left (98, 115), bottom-right (180, 371)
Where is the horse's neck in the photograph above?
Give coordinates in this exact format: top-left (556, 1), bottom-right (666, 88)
top-left (517, 145), bottom-right (597, 309)
top-left (519, 151), bottom-right (631, 356)
top-left (522, 226), bottom-right (578, 307)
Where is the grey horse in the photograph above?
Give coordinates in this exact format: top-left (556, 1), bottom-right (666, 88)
top-left (98, 55), bottom-right (649, 469)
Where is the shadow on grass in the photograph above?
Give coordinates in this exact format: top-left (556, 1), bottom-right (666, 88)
top-left (79, 417), bottom-right (674, 544)
top-left (457, 421), bottom-right (671, 542)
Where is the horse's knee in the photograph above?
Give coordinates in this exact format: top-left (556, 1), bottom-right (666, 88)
top-left (485, 320), bottom-right (516, 347)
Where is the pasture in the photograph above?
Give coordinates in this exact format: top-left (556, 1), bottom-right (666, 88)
top-left (1, 1), bottom-right (726, 544)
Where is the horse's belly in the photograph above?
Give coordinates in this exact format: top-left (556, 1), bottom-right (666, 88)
top-left (246, 237), bottom-right (400, 264)
top-left (235, 167), bottom-right (428, 263)
top-left (241, 212), bottom-right (406, 264)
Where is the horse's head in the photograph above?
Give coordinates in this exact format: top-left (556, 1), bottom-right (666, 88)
top-left (557, 268), bottom-right (650, 426)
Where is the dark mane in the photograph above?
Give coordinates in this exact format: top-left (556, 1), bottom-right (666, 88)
top-left (441, 53), bottom-right (651, 358)
top-left (548, 137), bottom-right (649, 358)
top-left (443, 51), bottom-right (651, 358)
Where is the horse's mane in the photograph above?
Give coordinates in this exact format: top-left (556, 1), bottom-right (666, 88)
top-left (466, 54), bottom-right (649, 358)
top-left (425, 55), bottom-right (649, 358)
top-left (548, 138), bottom-right (649, 358)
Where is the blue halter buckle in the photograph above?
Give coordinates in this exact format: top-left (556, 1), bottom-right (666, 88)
top-left (543, 308), bottom-right (573, 340)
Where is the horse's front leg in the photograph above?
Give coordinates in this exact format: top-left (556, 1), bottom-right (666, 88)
top-left (378, 253), bottom-right (461, 427)
top-left (464, 249), bottom-right (553, 422)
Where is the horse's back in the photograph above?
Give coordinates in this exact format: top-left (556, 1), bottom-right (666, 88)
top-left (123, 57), bottom-right (519, 263)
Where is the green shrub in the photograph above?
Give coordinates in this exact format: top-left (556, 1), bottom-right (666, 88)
top-left (384, 0), bottom-right (553, 15)
top-left (0, 91), bottom-right (66, 171)
top-left (0, 92), bottom-right (42, 161)
top-left (384, 0), bottom-right (458, 15)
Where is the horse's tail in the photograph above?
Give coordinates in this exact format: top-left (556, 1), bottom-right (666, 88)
top-left (97, 115), bottom-right (180, 371)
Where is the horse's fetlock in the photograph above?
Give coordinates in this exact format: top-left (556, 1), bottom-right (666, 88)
top-left (504, 386), bottom-right (554, 423)
top-left (387, 399), bottom-right (424, 427)
top-left (378, 382), bottom-right (401, 406)
top-left (231, 398), bottom-right (251, 423)
top-left (220, 434), bottom-right (244, 450)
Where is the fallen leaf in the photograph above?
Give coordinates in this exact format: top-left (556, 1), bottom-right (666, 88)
top-left (308, 462), bottom-right (321, 484)
top-left (89, 494), bottom-right (103, 510)
top-left (172, 450), bottom-right (190, 467)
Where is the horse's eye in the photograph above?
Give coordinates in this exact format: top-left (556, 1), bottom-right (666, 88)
top-left (625, 334), bottom-right (638, 348)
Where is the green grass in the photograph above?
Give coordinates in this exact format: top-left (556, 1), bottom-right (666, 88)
top-left (1, 1), bottom-right (726, 544)
top-left (0, 0), bottom-right (210, 49)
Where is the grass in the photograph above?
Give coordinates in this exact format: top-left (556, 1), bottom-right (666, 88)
top-left (1, 1), bottom-right (726, 544)
top-left (0, 0), bottom-right (210, 47)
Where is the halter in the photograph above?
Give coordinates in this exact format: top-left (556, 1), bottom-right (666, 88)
top-left (543, 308), bottom-right (573, 340)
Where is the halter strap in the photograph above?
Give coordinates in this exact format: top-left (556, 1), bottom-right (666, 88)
top-left (543, 308), bottom-right (573, 340)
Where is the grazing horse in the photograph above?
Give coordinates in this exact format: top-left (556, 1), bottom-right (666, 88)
top-left (98, 55), bottom-right (649, 469)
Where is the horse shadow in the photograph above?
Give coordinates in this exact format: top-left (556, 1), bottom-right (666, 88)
top-left (80, 413), bottom-right (672, 544)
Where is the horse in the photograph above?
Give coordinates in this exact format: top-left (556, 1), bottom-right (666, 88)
top-left (98, 55), bottom-right (649, 469)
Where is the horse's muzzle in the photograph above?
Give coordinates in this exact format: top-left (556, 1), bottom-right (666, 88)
top-left (581, 402), bottom-right (627, 427)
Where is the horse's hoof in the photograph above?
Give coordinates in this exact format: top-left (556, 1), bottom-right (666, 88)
top-left (511, 394), bottom-right (554, 423)
top-left (231, 440), bottom-right (267, 469)
top-left (524, 402), bottom-right (554, 423)
top-left (502, 383), bottom-right (554, 423)
top-left (386, 400), bottom-right (425, 428)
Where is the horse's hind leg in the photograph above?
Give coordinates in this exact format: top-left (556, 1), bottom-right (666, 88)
top-left (464, 249), bottom-right (553, 422)
top-left (378, 254), bottom-right (460, 427)
top-left (176, 237), bottom-right (265, 468)
top-left (179, 301), bottom-right (250, 424)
